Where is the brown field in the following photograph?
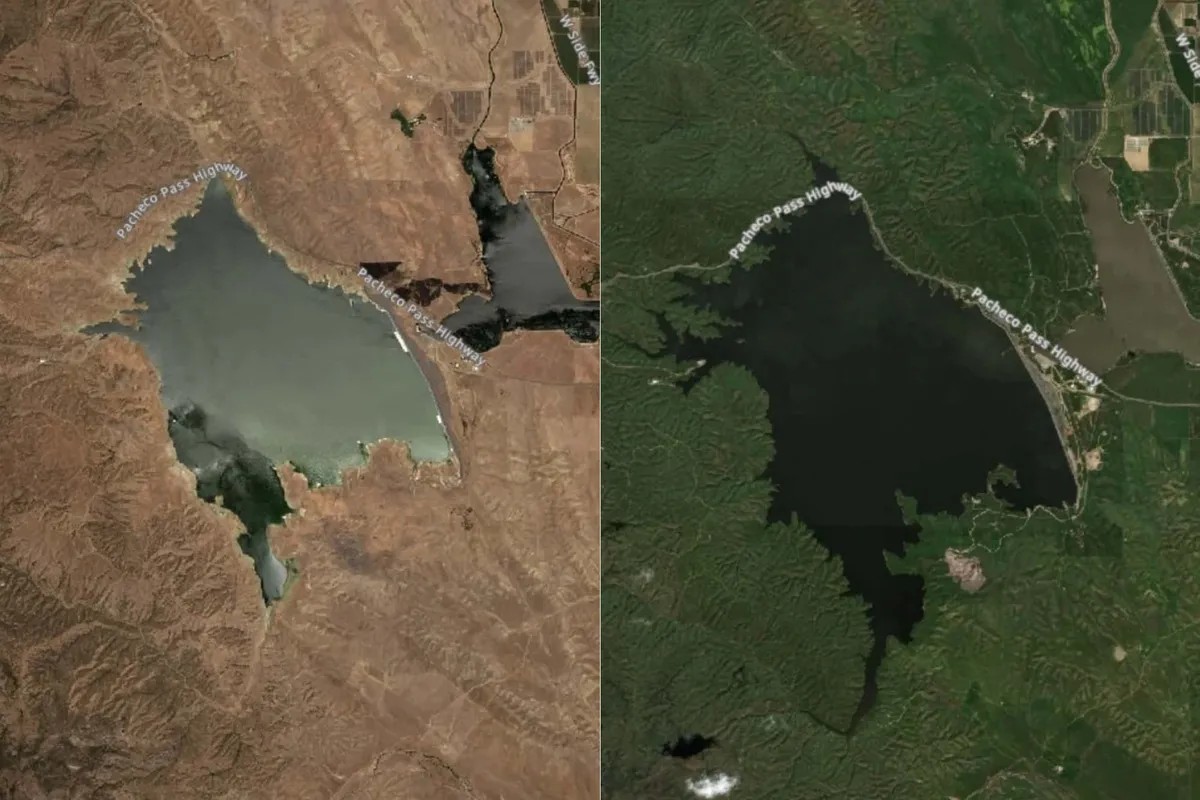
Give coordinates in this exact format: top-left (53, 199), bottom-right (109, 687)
top-left (0, 0), bottom-right (598, 797)
top-left (1063, 163), bottom-right (1200, 373)
top-left (478, 0), bottom-right (578, 195)
top-left (1123, 135), bottom-right (1151, 172)
top-left (1165, 1), bottom-right (1197, 27)
top-left (1191, 105), bottom-right (1200, 201)
top-left (427, 0), bottom-right (600, 297)
top-left (527, 192), bottom-right (599, 298)
top-left (575, 85), bottom-right (601, 187)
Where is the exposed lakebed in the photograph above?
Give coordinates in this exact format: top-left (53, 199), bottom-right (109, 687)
top-left (665, 170), bottom-right (1077, 724)
top-left (442, 145), bottom-right (598, 351)
top-left (91, 179), bottom-right (450, 602)
top-left (1062, 163), bottom-right (1200, 372)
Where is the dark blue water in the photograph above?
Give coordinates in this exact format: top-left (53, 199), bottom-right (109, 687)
top-left (665, 170), bottom-right (1077, 724)
top-left (442, 145), bottom-right (599, 350)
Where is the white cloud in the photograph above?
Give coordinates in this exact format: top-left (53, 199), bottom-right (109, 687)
top-left (685, 773), bottom-right (739, 798)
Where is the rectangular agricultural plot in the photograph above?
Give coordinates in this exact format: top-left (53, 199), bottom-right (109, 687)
top-left (1123, 70), bottom-right (1193, 135)
top-left (1129, 67), bottom-right (1153, 96)
top-left (1163, 87), bottom-right (1193, 134)
top-left (1065, 108), bottom-right (1103, 143)
top-left (1124, 136), bottom-right (1152, 171)
top-left (540, 0), bottom-right (600, 85)
top-left (1131, 99), bottom-right (1159, 135)
top-left (1149, 136), bottom-right (1190, 169)
top-left (1192, 106), bottom-right (1200, 201)
top-left (575, 85), bottom-right (599, 185)
top-left (1163, 1), bottom-right (1196, 28)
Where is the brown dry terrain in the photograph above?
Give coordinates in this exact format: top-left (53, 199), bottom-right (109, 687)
top-left (450, 0), bottom-right (600, 297)
top-left (0, 1), bottom-right (598, 798)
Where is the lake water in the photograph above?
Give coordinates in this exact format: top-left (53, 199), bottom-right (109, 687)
top-left (1062, 163), bottom-right (1200, 372)
top-left (91, 179), bottom-right (451, 600)
top-left (666, 174), bottom-right (1077, 724)
top-left (442, 145), bottom-right (599, 350)
top-left (98, 179), bottom-right (450, 478)
top-left (168, 403), bottom-right (292, 601)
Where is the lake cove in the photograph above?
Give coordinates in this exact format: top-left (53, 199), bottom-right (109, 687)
top-left (1063, 164), bottom-right (1200, 373)
top-left (442, 145), bottom-right (599, 351)
top-left (168, 403), bottom-right (292, 603)
top-left (91, 179), bottom-right (451, 600)
top-left (665, 171), bottom-right (1077, 724)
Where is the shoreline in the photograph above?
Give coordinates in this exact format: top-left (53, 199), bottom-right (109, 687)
top-left (361, 285), bottom-right (471, 475)
top-left (856, 198), bottom-right (1087, 511)
top-left (1004, 326), bottom-right (1086, 507)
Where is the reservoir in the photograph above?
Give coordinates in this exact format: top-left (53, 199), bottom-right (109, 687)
top-left (1062, 163), bottom-right (1200, 372)
top-left (168, 403), bottom-right (292, 602)
top-left (443, 145), bottom-right (598, 351)
top-left (98, 179), bottom-right (450, 479)
top-left (665, 173), bottom-right (1077, 723)
top-left (92, 179), bottom-right (450, 599)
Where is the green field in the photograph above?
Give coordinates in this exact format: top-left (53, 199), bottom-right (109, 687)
top-left (1151, 136), bottom-right (1190, 169)
top-left (602, 0), bottom-right (1200, 797)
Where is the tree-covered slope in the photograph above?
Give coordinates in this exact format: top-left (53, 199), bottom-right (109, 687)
top-left (603, 0), bottom-right (1200, 797)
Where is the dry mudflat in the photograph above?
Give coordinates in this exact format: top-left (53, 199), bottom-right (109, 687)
top-left (0, 0), bottom-right (597, 797)
top-left (1064, 164), bottom-right (1200, 373)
